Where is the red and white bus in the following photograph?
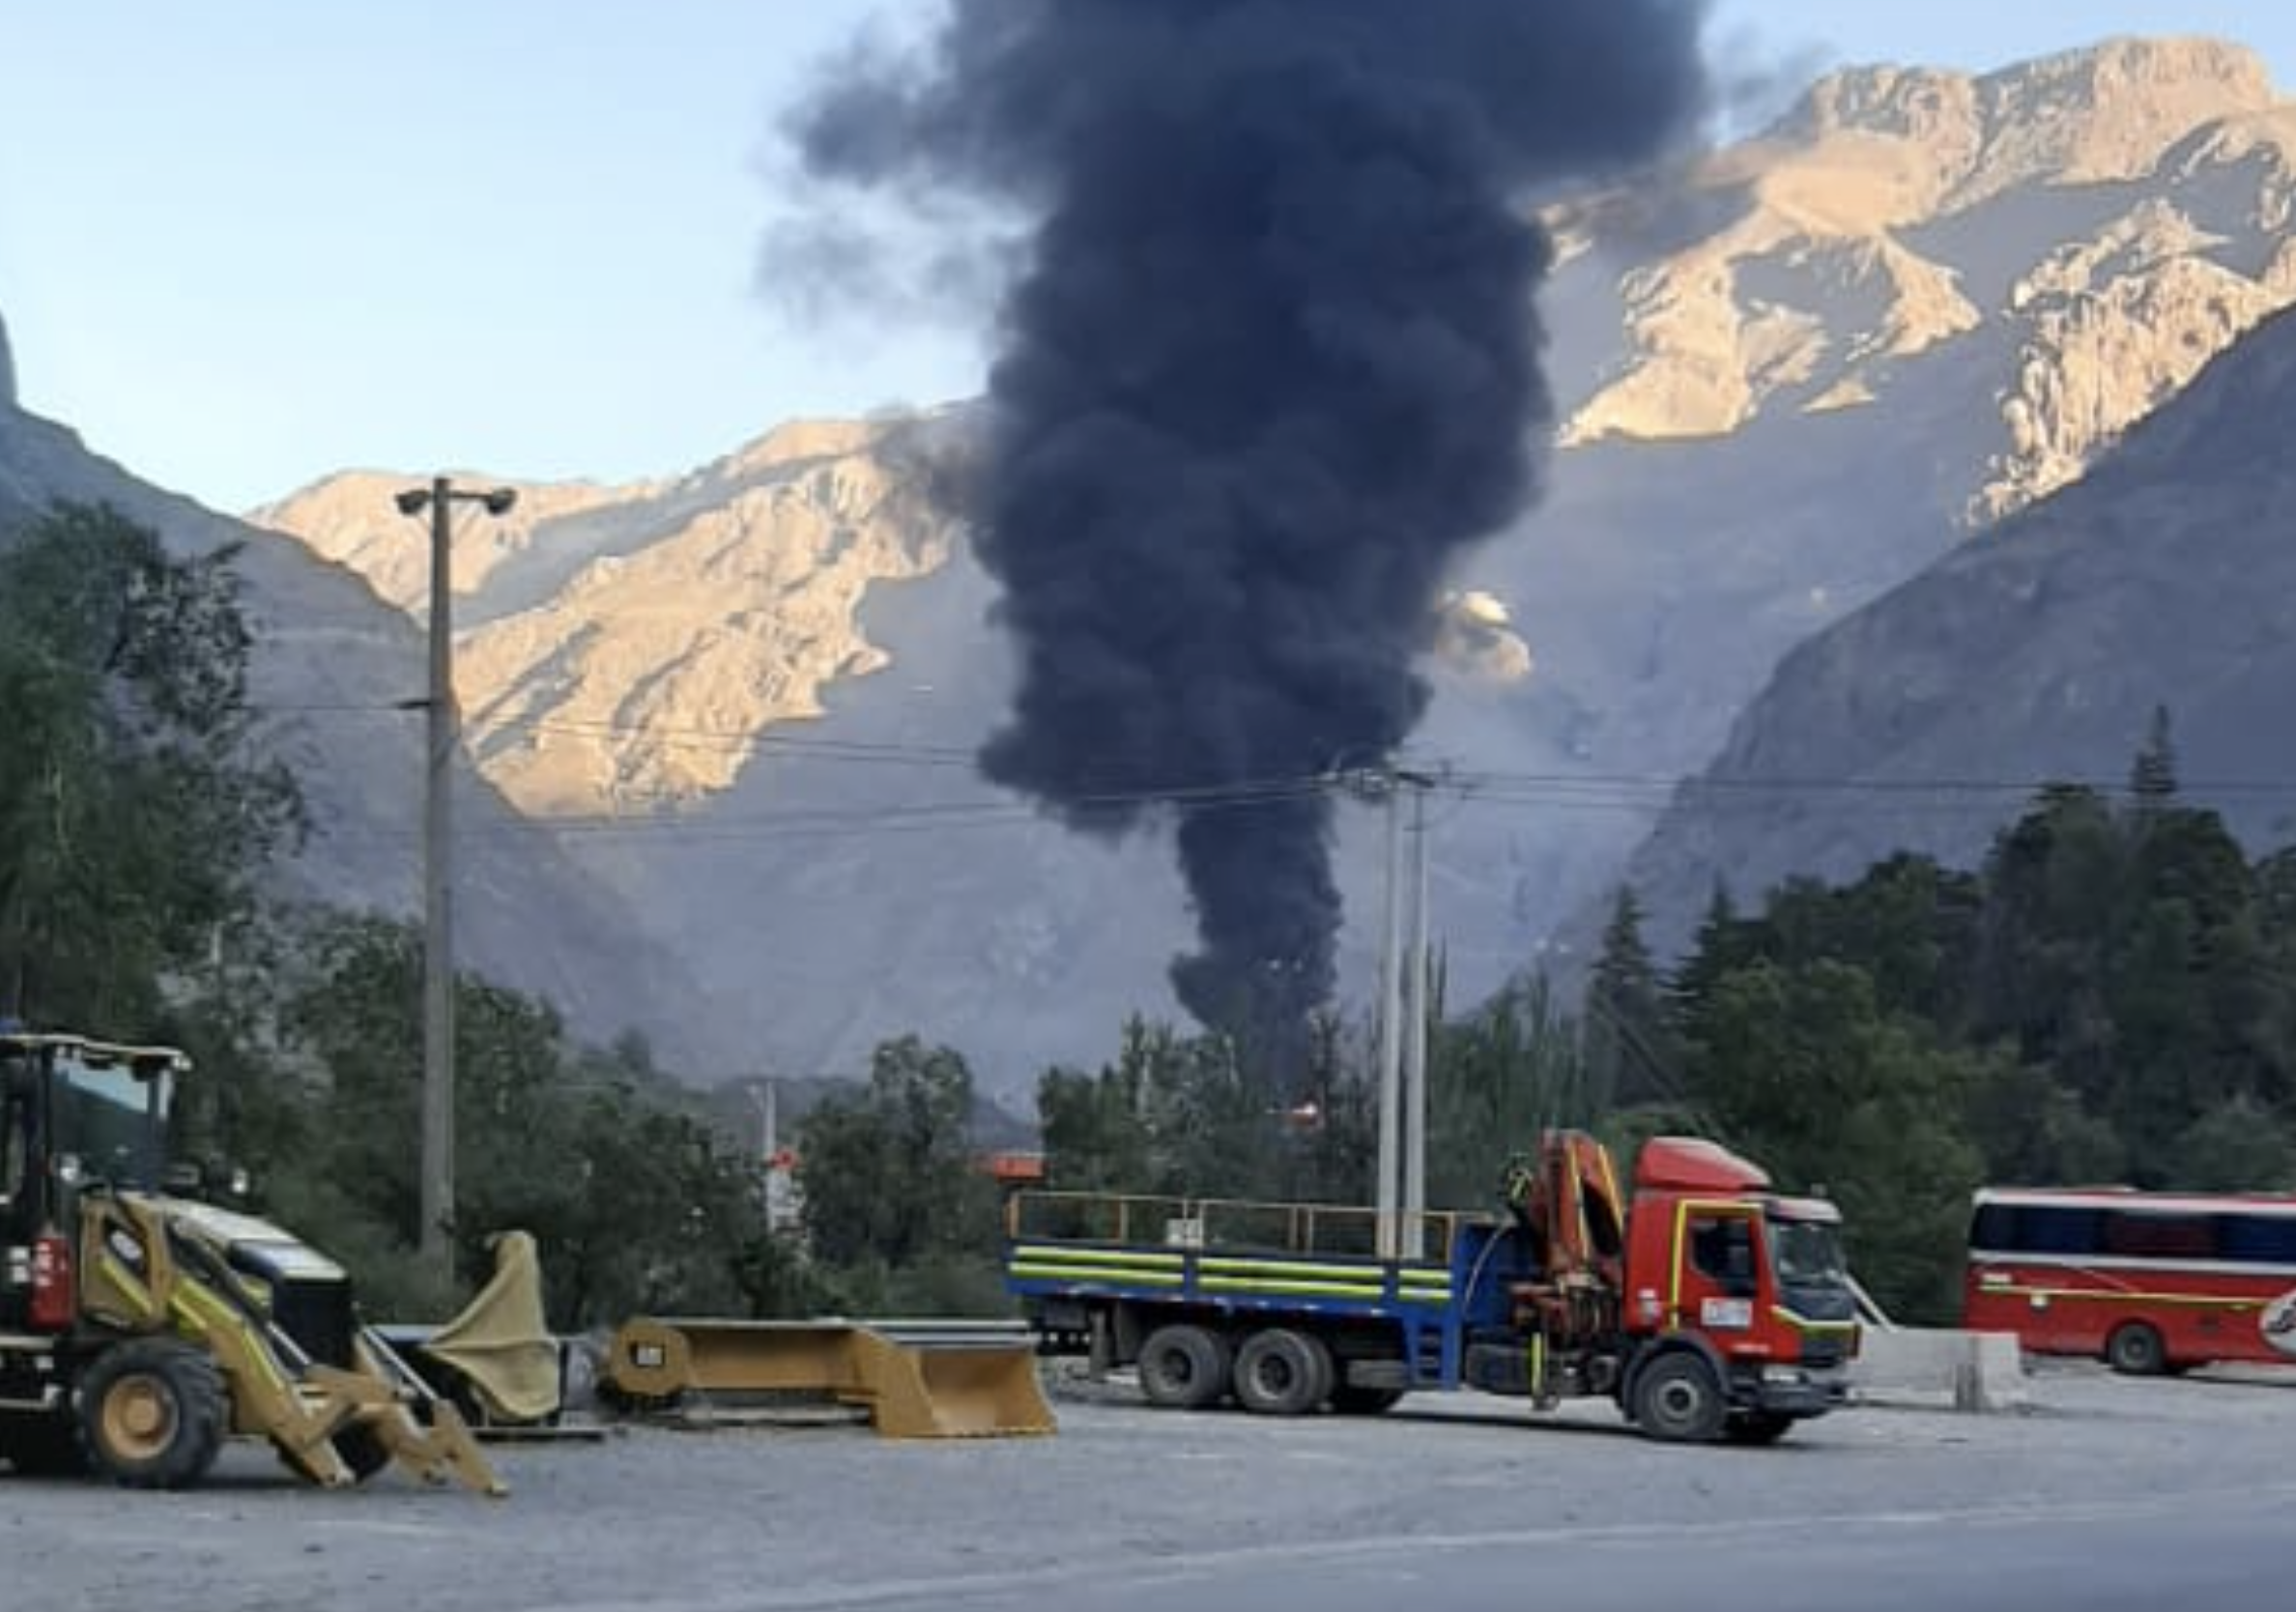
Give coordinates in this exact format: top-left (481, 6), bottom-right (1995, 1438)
top-left (1964, 1186), bottom-right (2296, 1375)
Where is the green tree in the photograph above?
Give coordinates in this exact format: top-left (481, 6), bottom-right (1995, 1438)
top-left (2129, 703), bottom-right (2180, 808)
top-left (1583, 887), bottom-right (1674, 1110)
top-left (1682, 958), bottom-right (1993, 1320)
top-left (1427, 974), bottom-right (1589, 1210)
top-left (794, 1036), bottom-right (1003, 1310)
top-left (280, 913), bottom-right (771, 1324)
top-left (0, 503), bottom-right (300, 1029)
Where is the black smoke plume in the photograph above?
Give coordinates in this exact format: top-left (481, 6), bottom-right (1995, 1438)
top-left (789, 1), bottom-right (1708, 1077)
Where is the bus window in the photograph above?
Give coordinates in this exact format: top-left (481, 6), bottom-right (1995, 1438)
top-left (2217, 1214), bottom-right (2296, 1266)
top-left (2102, 1213), bottom-right (2217, 1260)
top-left (1973, 1203), bottom-right (2103, 1256)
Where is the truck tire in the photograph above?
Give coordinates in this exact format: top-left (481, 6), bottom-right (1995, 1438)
top-left (78, 1339), bottom-right (230, 1490)
top-left (2106, 1321), bottom-right (2167, 1377)
top-left (0, 1410), bottom-right (88, 1477)
top-left (1232, 1329), bottom-right (1332, 1417)
top-left (1330, 1384), bottom-right (1406, 1416)
top-left (1631, 1352), bottom-right (1727, 1444)
top-left (1137, 1324), bottom-right (1230, 1411)
top-left (1723, 1411), bottom-right (1794, 1446)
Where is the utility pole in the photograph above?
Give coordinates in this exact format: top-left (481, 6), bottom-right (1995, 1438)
top-left (1366, 763), bottom-right (1437, 1261)
top-left (1374, 772), bottom-right (1404, 1260)
top-left (393, 475), bottom-right (518, 1288)
top-left (1402, 774), bottom-right (1432, 1256)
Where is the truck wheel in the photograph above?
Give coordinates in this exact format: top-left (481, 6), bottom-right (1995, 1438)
top-left (1724, 1411), bottom-right (1794, 1446)
top-left (1233, 1329), bottom-right (1333, 1417)
top-left (1137, 1324), bottom-right (1230, 1411)
top-left (0, 1410), bottom-right (88, 1477)
top-left (79, 1339), bottom-right (229, 1490)
top-left (1632, 1353), bottom-right (1727, 1444)
top-left (1331, 1384), bottom-right (1406, 1416)
top-left (2107, 1321), bottom-right (2167, 1377)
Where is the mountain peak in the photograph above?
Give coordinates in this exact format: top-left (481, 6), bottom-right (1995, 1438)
top-left (0, 308), bottom-right (16, 409)
top-left (1782, 38), bottom-right (2276, 209)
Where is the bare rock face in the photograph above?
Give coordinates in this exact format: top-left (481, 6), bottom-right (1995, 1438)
top-left (257, 419), bottom-right (958, 816)
top-left (1563, 39), bottom-right (2295, 528)
top-left (1615, 303), bottom-right (2296, 959)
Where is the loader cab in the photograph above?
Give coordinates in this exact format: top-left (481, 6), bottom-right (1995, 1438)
top-left (0, 1031), bottom-right (187, 1331)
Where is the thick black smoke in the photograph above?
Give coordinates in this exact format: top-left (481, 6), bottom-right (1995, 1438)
top-left (790, 1), bottom-right (1708, 1075)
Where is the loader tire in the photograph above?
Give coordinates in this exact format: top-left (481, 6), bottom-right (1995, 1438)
top-left (79, 1339), bottom-right (229, 1490)
top-left (0, 1410), bottom-right (88, 1477)
top-left (1138, 1324), bottom-right (1230, 1411)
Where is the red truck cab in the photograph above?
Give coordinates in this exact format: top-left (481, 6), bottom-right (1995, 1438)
top-left (1614, 1137), bottom-right (1858, 1432)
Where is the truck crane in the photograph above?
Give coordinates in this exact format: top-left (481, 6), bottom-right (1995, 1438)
top-left (1004, 1128), bottom-right (1857, 1443)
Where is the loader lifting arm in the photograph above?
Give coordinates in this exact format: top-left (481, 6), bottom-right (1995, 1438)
top-left (74, 1192), bottom-right (506, 1495)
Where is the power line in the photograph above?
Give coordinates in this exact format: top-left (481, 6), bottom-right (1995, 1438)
top-left (249, 703), bottom-right (2296, 803)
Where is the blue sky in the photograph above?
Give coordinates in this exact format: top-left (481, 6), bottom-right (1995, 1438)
top-left (0, 2), bottom-right (2288, 512)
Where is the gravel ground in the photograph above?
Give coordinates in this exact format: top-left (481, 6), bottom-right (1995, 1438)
top-left (6, 1363), bottom-right (2295, 1611)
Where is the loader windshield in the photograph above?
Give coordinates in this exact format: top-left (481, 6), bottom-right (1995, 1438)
top-left (55, 1051), bottom-right (173, 1191)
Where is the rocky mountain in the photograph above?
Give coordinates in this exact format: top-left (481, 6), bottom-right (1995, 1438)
top-left (247, 38), bottom-right (2296, 1098)
top-left (0, 363), bottom-right (726, 1070)
top-left (1613, 302), bottom-right (2296, 954)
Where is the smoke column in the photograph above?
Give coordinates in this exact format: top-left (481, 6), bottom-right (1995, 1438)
top-left (790, 1), bottom-right (1708, 1073)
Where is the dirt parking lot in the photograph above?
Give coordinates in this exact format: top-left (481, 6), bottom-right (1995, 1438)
top-left (6, 1365), bottom-right (2295, 1611)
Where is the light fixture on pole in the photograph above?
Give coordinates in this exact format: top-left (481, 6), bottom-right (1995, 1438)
top-left (393, 475), bottom-right (518, 1286)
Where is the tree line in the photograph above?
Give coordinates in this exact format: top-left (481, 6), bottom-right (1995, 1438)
top-left (0, 504), bottom-right (776, 1323)
top-left (12, 501), bottom-right (2287, 1333)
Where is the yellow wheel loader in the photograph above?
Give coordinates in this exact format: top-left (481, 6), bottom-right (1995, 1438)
top-left (0, 1030), bottom-right (504, 1496)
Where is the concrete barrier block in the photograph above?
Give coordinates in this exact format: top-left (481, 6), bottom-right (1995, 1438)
top-left (1851, 1327), bottom-right (2028, 1412)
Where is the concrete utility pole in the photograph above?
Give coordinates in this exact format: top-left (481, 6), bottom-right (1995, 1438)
top-left (1403, 774), bottom-right (1432, 1254)
top-left (1374, 774), bottom-right (1405, 1259)
top-left (1368, 763), bottom-right (1438, 1261)
top-left (393, 475), bottom-right (518, 1287)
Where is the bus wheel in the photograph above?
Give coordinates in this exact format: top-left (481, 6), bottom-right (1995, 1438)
top-left (1137, 1324), bottom-right (1230, 1411)
top-left (2106, 1321), bottom-right (2167, 1377)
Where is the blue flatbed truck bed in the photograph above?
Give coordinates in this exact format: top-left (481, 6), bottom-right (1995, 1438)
top-left (1005, 1192), bottom-right (1535, 1410)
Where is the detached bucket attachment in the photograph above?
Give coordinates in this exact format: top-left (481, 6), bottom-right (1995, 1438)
top-left (603, 1318), bottom-right (1055, 1439)
top-left (415, 1231), bottom-right (565, 1426)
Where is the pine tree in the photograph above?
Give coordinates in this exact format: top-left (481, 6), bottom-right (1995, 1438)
top-left (2130, 703), bottom-right (2180, 808)
top-left (1584, 886), bottom-right (1676, 1110)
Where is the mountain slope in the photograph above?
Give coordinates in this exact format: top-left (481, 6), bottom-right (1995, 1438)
top-left (1613, 302), bottom-right (2296, 952)
top-left (0, 388), bottom-right (725, 1068)
top-left (250, 38), bottom-right (2296, 1096)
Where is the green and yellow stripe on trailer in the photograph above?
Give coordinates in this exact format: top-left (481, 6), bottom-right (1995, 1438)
top-left (1005, 1242), bottom-right (1455, 1311)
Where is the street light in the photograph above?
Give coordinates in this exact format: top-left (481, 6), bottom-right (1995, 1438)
top-left (394, 475), bottom-right (518, 1287)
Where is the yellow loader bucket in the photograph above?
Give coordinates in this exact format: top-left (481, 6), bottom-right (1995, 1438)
top-left (603, 1318), bottom-right (1055, 1439)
